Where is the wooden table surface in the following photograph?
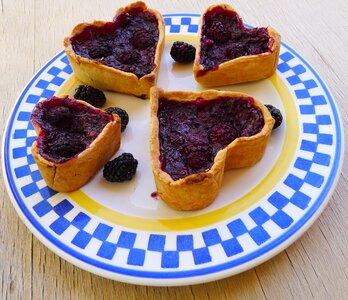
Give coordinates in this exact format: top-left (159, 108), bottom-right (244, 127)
top-left (1, 0), bottom-right (347, 299)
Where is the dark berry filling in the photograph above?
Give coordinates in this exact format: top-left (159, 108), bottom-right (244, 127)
top-left (31, 96), bottom-right (112, 164)
top-left (158, 97), bottom-right (264, 180)
top-left (199, 7), bottom-right (272, 73)
top-left (70, 7), bottom-right (159, 78)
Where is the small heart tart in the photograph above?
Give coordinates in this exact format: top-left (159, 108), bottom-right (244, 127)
top-left (150, 87), bottom-right (274, 210)
top-left (30, 96), bottom-right (121, 192)
top-left (64, 1), bottom-right (165, 98)
top-left (193, 4), bottom-right (281, 87)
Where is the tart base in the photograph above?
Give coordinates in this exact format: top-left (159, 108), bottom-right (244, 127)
top-left (193, 4), bottom-right (281, 87)
top-left (150, 87), bottom-right (274, 211)
top-left (31, 101), bottom-right (121, 193)
top-left (64, 1), bottom-right (165, 99)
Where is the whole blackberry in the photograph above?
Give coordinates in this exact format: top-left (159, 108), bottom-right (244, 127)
top-left (265, 104), bottom-right (283, 129)
top-left (170, 41), bottom-right (196, 63)
top-left (103, 153), bottom-right (138, 182)
top-left (105, 107), bottom-right (129, 132)
top-left (74, 85), bottom-right (107, 108)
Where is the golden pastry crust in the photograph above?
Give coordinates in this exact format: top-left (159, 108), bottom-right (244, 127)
top-left (63, 1), bottom-right (165, 98)
top-left (193, 4), bottom-right (281, 87)
top-left (150, 87), bottom-right (275, 211)
top-left (31, 99), bottom-right (121, 193)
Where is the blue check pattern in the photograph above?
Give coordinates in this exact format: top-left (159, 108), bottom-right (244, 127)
top-left (5, 16), bottom-right (337, 274)
top-left (164, 15), bottom-right (199, 34)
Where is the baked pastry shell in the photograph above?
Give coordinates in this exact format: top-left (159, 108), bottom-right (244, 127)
top-left (64, 1), bottom-right (165, 98)
top-left (150, 87), bottom-right (275, 211)
top-left (193, 3), bottom-right (281, 87)
top-left (31, 99), bottom-right (121, 193)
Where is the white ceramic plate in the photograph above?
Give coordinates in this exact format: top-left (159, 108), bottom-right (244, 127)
top-left (2, 14), bottom-right (344, 286)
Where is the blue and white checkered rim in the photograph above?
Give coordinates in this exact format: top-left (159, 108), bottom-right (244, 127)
top-left (2, 14), bottom-right (344, 286)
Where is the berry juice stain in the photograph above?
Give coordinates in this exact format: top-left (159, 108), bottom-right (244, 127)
top-left (151, 191), bottom-right (158, 199)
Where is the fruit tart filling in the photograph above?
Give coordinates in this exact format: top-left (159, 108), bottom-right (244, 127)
top-left (30, 96), bottom-right (113, 164)
top-left (200, 6), bottom-right (273, 72)
top-left (70, 6), bottom-right (159, 78)
top-left (158, 97), bottom-right (265, 180)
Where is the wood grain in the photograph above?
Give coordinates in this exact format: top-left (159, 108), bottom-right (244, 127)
top-left (1, 0), bottom-right (347, 299)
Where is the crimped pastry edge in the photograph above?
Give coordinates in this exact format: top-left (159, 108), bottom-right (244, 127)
top-left (150, 87), bottom-right (275, 211)
top-left (193, 3), bottom-right (281, 87)
top-left (63, 1), bottom-right (165, 98)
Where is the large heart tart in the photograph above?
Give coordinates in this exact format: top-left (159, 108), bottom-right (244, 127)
top-left (30, 96), bottom-right (121, 192)
top-left (193, 4), bottom-right (281, 87)
top-left (150, 87), bottom-right (275, 210)
top-left (64, 1), bottom-right (165, 98)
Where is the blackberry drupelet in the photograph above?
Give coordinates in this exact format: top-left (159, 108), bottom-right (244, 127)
top-left (265, 104), bottom-right (283, 129)
top-left (170, 41), bottom-right (196, 63)
top-left (103, 153), bottom-right (138, 182)
top-left (105, 107), bottom-right (129, 132)
top-left (74, 85), bottom-right (107, 108)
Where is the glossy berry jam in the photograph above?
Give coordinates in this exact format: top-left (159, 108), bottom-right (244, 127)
top-left (158, 97), bottom-right (265, 180)
top-left (31, 96), bottom-right (112, 164)
top-left (199, 7), bottom-right (272, 72)
top-left (71, 7), bottom-right (159, 78)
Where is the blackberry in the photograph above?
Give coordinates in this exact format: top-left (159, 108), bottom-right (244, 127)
top-left (184, 140), bottom-right (212, 171)
top-left (132, 29), bottom-right (155, 50)
top-left (105, 107), bottom-right (129, 132)
top-left (74, 85), bottom-right (107, 108)
top-left (45, 106), bottom-right (73, 129)
top-left (51, 141), bottom-right (86, 158)
top-left (116, 50), bottom-right (140, 64)
top-left (265, 104), bottom-right (283, 129)
top-left (88, 45), bottom-right (111, 59)
top-left (202, 38), bottom-right (214, 49)
top-left (207, 21), bottom-right (230, 43)
top-left (103, 153), bottom-right (138, 182)
top-left (170, 41), bottom-right (196, 63)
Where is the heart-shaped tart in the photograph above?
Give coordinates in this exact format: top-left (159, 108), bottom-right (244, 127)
top-left (30, 96), bottom-right (121, 192)
top-left (193, 4), bottom-right (281, 87)
top-left (64, 1), bottom-right (165, 98)
top-left (150, 87), bottom-right (275, 210)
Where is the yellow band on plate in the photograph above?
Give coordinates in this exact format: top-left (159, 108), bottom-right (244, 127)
top-left (166, 35), bottom-right (198, 44)
top-left (61, 72), bottom-right (298, 231)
